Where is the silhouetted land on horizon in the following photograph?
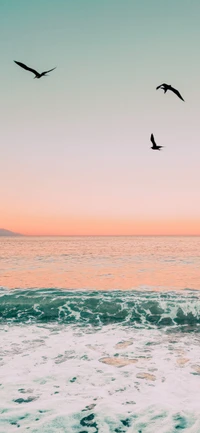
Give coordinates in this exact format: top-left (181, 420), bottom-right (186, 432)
top-left (0, 229), bottom-right (23, 236)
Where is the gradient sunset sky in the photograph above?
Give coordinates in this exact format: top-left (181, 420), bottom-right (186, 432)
top-left (1, 0), bottom-right (200, 235)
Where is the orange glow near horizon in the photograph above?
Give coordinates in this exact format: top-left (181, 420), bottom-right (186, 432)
top-left (2, 213), bottom-right (200, 236)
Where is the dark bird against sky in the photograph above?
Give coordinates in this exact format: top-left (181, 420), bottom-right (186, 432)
top-left (14, 61), bottom-right (56, 79)
top-left (156, 83), bottom-right (185, 101)
top-left (150, 134), bottom-right (163, 151)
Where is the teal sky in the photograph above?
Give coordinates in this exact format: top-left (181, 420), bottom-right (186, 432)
top-left (1, 0), bottom-right (200, 234)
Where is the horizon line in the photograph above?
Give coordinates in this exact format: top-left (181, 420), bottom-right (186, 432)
top-left (2, 234), bottom-right (200, 237)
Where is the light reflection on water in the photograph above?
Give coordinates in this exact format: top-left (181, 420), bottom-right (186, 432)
top-left (0, 236), bottom-right (200, 290)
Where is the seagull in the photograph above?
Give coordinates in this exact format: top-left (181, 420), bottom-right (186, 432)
top-left (156, 83), bottom-right (184, 101)
top-left (14, 61), bottom-right (56, 79)
top-left (150, 134), bottom-right (163, 151)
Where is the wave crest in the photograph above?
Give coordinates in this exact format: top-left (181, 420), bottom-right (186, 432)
top-left (0, 289), bottom-right (200, 329)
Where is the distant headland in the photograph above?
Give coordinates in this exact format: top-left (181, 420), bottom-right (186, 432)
top-left (0, 228), bottom-right (23, 237)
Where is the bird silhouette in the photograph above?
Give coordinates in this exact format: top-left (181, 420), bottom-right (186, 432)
top-left (150, 134), bottom-right (163, 151)
top-left (156, 83), bottom-right (184, 101)
top-left (14, 61), bottom-right (56, 79)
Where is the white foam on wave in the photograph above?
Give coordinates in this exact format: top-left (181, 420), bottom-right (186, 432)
top-left (1, 324), bottom-right (200, 432)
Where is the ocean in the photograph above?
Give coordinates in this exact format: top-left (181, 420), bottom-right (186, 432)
top-left (0, 236), bottom-right (200, 432)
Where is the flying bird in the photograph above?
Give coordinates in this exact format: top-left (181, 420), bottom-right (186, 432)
top-left (156, 83), bottom-right (184, 101)
top-left (150, 134), bottom-right (163, 151)
top-left (14, 61), bottom-right (56, 79)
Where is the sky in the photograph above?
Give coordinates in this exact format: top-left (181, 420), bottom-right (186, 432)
top-left (1, 0), bottom-right (200, 235)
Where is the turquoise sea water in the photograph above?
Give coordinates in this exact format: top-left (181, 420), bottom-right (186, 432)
top-left (0, 237), bottom-right (200, 432)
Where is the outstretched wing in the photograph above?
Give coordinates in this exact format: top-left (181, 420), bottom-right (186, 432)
top-left (170, 86), bottom-right (185, 101)
top-left (14, 61), bottom-right (39, 76)
top-left (41, 67), bottom-right (56, 76)
top-left (150, 133), bottom-right (156, 146)
top-left (156, 83), bottom-right (166, 90)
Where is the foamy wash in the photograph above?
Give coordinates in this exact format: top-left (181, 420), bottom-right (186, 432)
top-left (1, 289), bottom-right (200, 432)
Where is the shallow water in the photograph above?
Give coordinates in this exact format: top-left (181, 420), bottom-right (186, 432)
top-left (0, 237), bottom-right (200, 432)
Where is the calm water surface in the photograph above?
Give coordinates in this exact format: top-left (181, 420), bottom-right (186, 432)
top-left (1, 236), bottom-right (200, 290)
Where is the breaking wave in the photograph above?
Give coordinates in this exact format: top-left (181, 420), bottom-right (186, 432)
top-left (0, 288), bottom-right (200, 329)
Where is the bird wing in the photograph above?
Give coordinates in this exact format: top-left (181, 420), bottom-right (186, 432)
top-left (170, 86), bottom-right (185, 101)
top-left (14, 61), bottom-right (39, 75)
top-left (41, 67), bottom-right (56, 75)
top-left (150, 133), bottom-right (156, 146)
top-left (156, 83), bottom-right (166, 90)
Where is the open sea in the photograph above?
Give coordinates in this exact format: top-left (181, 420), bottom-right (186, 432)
top-left (0, 236), bottom-right (200, 433)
